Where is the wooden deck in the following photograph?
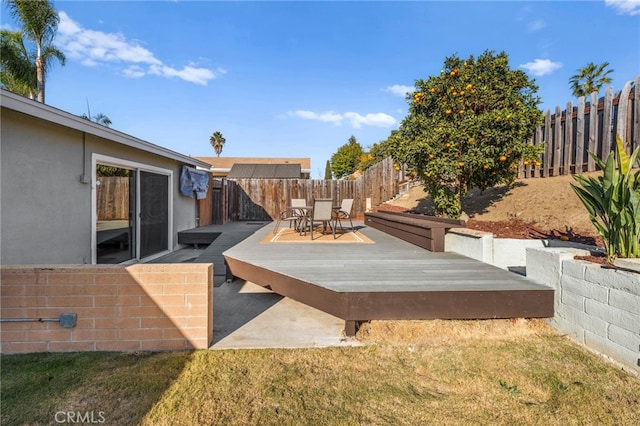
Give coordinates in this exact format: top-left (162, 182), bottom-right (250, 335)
top-left (223, 222), bottom-right (554, 335)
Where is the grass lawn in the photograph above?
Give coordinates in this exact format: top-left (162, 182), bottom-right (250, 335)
top-left (2, 319), bottom-right (639, 425)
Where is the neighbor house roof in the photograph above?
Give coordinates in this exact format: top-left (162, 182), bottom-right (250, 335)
top-left (0, 89), bottom-right (212, 169)
top-left (196, 156), bottom-right (311, 176)
top-left (227, 163), bottom-right (302, 178)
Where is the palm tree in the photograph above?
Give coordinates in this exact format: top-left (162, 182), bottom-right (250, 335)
top-left (569, 62), bottom-right (614, 98)
top-left (209, 131), bottom-right (226, 157)
top-left (80, 98), bottom-right (112, 127)
top-left (81, 112), bottom-right (113, 127)
top-left (0, 30), bottom-right (36, 98)
top-left (6, 0), bottom-right (65, 103)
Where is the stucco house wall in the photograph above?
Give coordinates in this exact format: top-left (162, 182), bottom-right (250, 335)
top-left (0, 90), bottom-right (211, 265)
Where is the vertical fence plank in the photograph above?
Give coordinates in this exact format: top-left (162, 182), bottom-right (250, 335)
top-left (617, 80), bottom-right (633, 153)
top-left (575, 96), bottom-right (586, 173)
top-left (553, 105), bottom-right (562, 176)
top-left (563, 101), bottom-right (573, 175)
top-left (543, 110), bottom-right (552, 177)
top-left (634, 76), bottom-right (640, 154)
top-left (533, 126), bottom-right (543, 177)
top-left (588, 92), bottom-right (599, 171)
top-left (601, 86), bottom-right (614, 160)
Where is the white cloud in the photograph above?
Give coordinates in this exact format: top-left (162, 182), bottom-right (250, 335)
top-left (288, 110), bottom-right (396, 129)
top-left (289, 110), bottom-right (343, 125)
top-left (605, 0), bottom-right (640, 15)
top-left (384, 84), bottom-right (414, 96)
top-left (527, 19), bottom-right (546, 32)
top-left (122, 65), bottom-right (145, 78)
top-left (343, 112), bottom-right (396, 129)
top-left (519, 59), bottom-right (562, 76)
top-left (56, 11), bottom-right (221, 85)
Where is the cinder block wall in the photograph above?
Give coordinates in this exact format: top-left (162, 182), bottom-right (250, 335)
top-left (0, 264), bottom-right (213, 353)
top-left (527, 248), bottom-right (640, 375)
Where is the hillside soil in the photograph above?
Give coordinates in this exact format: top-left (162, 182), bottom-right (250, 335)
top-left (376, 172), bottom-right (605, 251)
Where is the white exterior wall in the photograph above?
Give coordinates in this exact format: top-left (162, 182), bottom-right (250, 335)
top-left (1, 108), bottom-right (198, 265)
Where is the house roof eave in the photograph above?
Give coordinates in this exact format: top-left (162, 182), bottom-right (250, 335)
top-left (1, 89), bottom-right (212, 170)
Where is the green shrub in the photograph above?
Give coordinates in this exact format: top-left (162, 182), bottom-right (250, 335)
top-left (571, 135), bottom-right (640, 261)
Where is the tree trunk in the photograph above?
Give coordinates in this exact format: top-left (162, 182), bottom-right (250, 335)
top-left (36, 45), bottom-right (44, 103)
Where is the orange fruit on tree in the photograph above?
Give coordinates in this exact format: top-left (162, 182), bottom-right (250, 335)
top-left (499, 155), bottom-right (507, 162)
top-left (445, 109), bottom-right (452, 115)
top-left (458, 162), bottom-right (464, 167)
top-left (483, 164), bottom-right (489, 170)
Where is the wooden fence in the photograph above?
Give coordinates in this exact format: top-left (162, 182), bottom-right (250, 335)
top-left (96, 176), bottom-right (129, 220)
top-left (102, 77), bottom-right (640, 225)
top-left (203, 157), bottom-right (406, 222)
top-left (520, 75), bottom-right (639, 178)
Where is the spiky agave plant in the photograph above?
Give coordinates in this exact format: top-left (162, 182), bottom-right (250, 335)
top-left (571, 135), bottom-right (640, 262)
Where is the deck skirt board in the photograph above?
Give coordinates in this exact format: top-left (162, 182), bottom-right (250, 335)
top-left (224, 224), bottom-right (554, 334)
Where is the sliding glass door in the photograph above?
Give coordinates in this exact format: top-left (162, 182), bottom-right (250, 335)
top-left (139, 171), bottom-right (169, 259)
top-left (96, 166), bottom-right (136, 264)
top-left (94, 155), bottom-right (172, 264)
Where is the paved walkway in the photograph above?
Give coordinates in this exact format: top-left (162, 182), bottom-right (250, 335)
top-left (211, 280), bottom-right (362, 349)
top-left (154, 221), bottom-right (362, 349)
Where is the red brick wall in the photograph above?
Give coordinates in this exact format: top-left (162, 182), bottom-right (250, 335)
top-left (0, 264), bottom-right (213, 353)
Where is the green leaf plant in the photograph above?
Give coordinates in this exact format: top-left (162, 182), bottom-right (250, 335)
top-left (571, 135), bottom-right (640, 262)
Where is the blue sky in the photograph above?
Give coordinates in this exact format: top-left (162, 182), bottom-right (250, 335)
top-left (2, 1), bottom-right (639, 177)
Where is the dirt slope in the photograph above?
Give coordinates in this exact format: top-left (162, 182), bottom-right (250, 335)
top-left (380, 172), bottom-right (602, 243)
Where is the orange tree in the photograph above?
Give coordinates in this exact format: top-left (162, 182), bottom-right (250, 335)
top-left (389, 50), bottom-right (544, 218)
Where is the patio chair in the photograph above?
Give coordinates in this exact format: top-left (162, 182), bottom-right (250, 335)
top-left (334, 198), bottom-right (354, 232)
top-left (307, 198), bottom-right (336, 240)
top-left (273, 198), bottom-right (307, 234)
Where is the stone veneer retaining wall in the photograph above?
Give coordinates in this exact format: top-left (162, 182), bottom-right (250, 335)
top-left (526, 248), bottom-right (640, 375)
top-left (0, 264), bottom-right (213, 353)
